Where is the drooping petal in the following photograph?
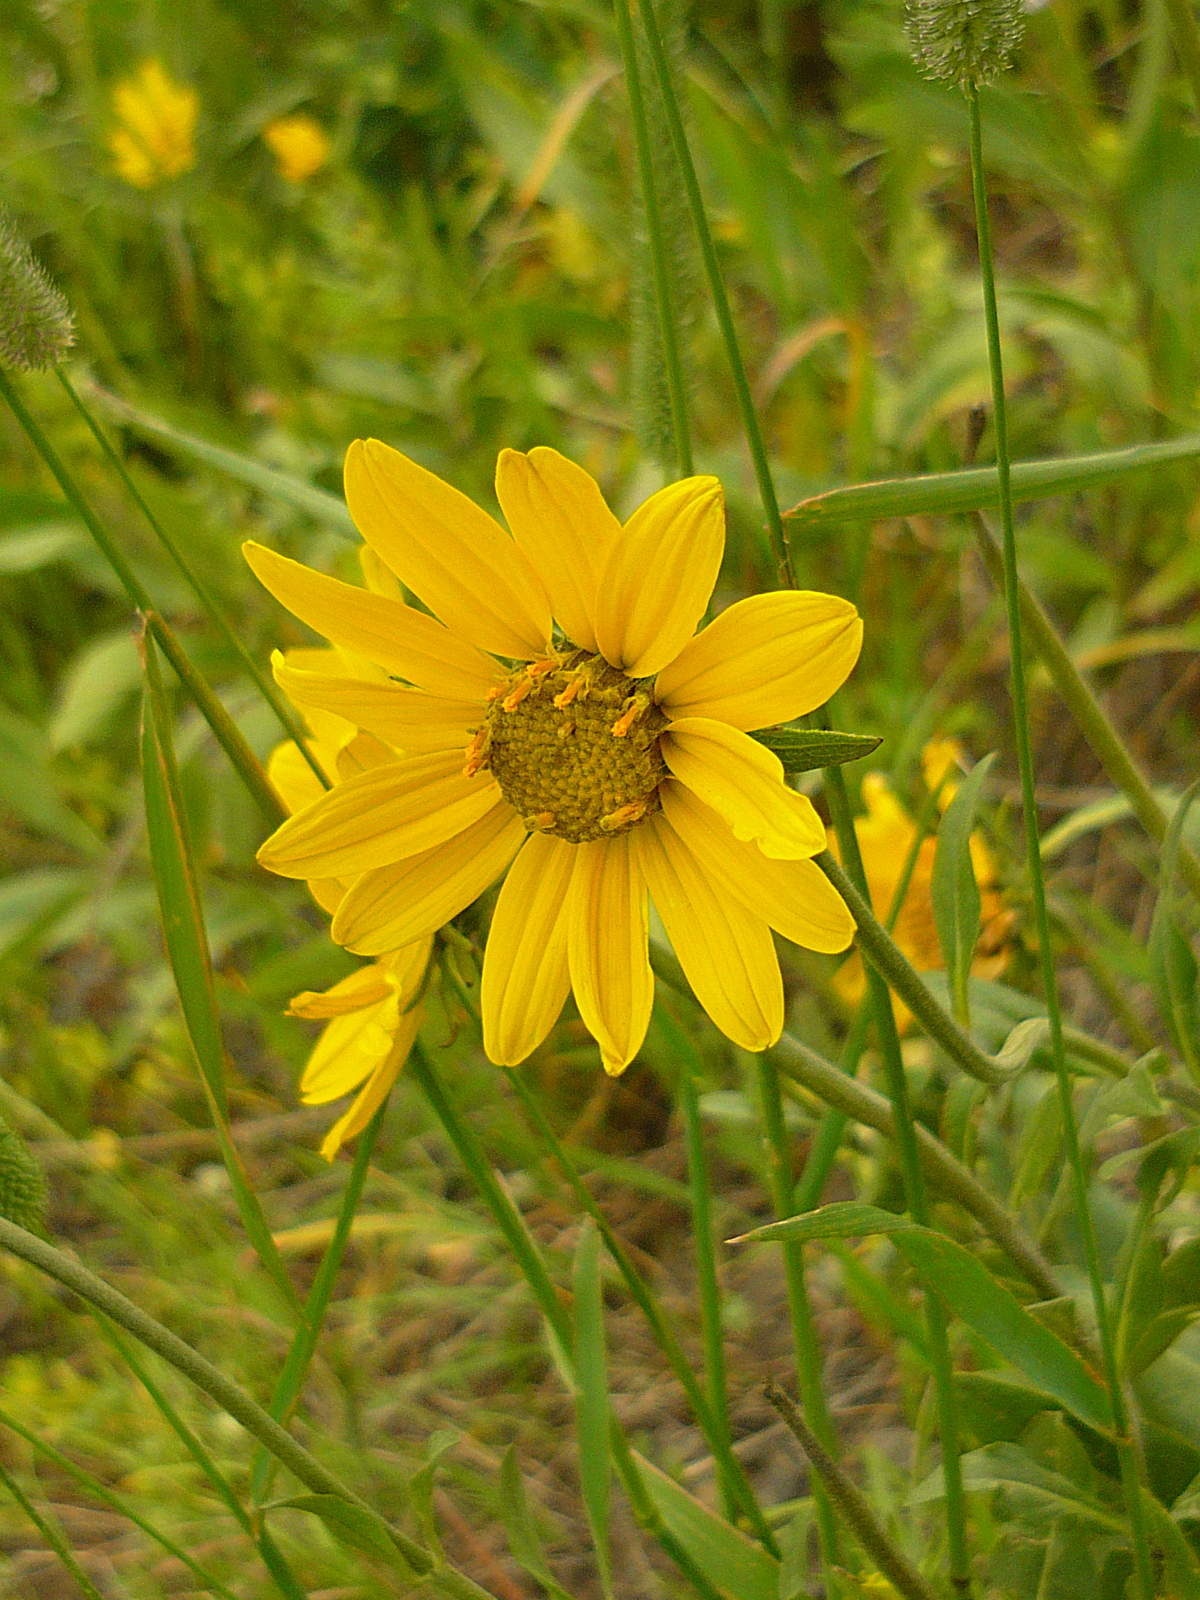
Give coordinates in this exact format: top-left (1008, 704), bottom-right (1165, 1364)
top-left (655, 591), bottom-right (863, 729)
top-left (633, 813), bottom-right (782, 1052)
top-left (592, 477), bottom-right (724, 679)
top-left (300, 997), bottom-right (396, 1103)
top-left (289, 963), bottom-right (393, 1019)
top-left (257, 754), bottom-right (501, 879)
top-left (495, 447), bottom-right (620, 653)
top-left (660, 782), bottom-right (854, 953)
top-left (244, 541), bottom-right (500, 701)
top-left (661, 717), bottom-right (826, 859)
top-left (332, 801), bottom-right (526, 954)
top-left (481, 834), bottom-right (574, 1065)
top-left (317, 1001), bottom-right (425, 1161)
top-left (567, 833), bottom-right (653, 1076)
top-left (273, 654), bottom-right (477, 755)
top-left (345, 439), bottom-right (551, 659)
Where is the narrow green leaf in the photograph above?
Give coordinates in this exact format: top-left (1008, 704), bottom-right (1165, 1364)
top-left (784, 436), bottom-right (1200, 530)
top-left (749, 727), bottom-right (882, 773)
top-left (408, 1430), bottom-right (458, 1555)
top-left (736, 1203), bottom-right (1113, 1432)
top-left (1149, 783), bottom-right (1200, 1077)
top-left (279, 1494), bottom-right (409, 1568)
top-left (573, 1218), bottom-right (612, 1599)
top-left (931, 753), bottom-right (996, 1023)
top-left (141, 645), bottom-right (303, 1318)
top-left (499, 1446), bottom-right (572, 1600)
top-left (631, 1452), bottom-right (780, 1600)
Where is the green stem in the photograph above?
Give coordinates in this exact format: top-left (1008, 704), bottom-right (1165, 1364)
top-left (764, 1382), bottom-right (941, 1600)
top-left (1162, 0), bottom-right (1200, 111)
top-left (966, 81), bottom-right (1154, 1600)
top-left (0, 366), bottom-right (286, 829)
top-left (56, 369), bottom-right (328, 790)
top-left (756, 1058), bottom-right (842, 1577)
top-left (0, 1456), bottom-right (108, 1600)
top-left (251, 1096), bottom-right (389, 1506)
top-left (822, 761), bottom-right (972, 1594)
top-left (633, 0), bottom-right (790, 578)
top-left (611, 0), bottom-right (693, 477)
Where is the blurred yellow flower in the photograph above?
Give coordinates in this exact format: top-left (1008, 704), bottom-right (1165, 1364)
top-left (268, 623), bottom-right (431, 1160)
top-left (250, 442), bottom-right (861, 1076)
top-left (263, 114), bottom-right (330, 184)
top-left (108, 60), bottom-right (198, 190)
top-left (921, 734), bottom-right (964, 806)
top-left (831, 757), bottom-right (1011, 1027)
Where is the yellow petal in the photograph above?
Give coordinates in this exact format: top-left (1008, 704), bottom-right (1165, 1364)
top-left (661, 717), bottom-right (826, 859)
top-left (309, 878), bottom-right (345, 915)
top-left (244, 541), bottom-right (499, 702)
top-left (632, 813), bottom-right (782, 1052)
top-left (567, 834), bottom-right (653, 1076)
top-left (289, 963), bottom-right (393, 1019)
top-left (317, 1003), bottom-right (424, 1161)
top-left (300, 997), bottom-right (396, 1103)
top-left (345, 440), bottom-right (551, 659)
top-left (267, 740), bottom-right (333, 816)
top-left (592, 477), bottom-right (724, 678)
top-left (481, 835), bottom-right (574, 1065)
top-left (273, 656), bottom-right (477, 755)
top-left (257, 754), bottom-right (501, 879)
top-left (332, 801), bottom-right (526, 954)
top-left (659, 782), bottom-right (854, 953)
top-left (655, 590), bottom-right (863, 729)
top-left (495, 447), bottom-right (620, 653)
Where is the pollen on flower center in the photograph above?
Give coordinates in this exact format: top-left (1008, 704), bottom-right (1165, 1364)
top-left (470, 651), bottom-right (668, 843)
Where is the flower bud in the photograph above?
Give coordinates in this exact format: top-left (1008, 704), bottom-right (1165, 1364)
top-left (905, 0), bottom-right (1025, 88)
top-left (0, 211), bottom-right (75, 372)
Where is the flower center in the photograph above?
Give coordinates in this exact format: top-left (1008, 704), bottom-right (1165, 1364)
top-left (466, 651), bottom-right (668, 843)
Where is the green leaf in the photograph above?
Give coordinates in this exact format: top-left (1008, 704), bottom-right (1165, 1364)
top-left (278, 1495), bottom-right (408, 1568)
top-left (748, 727), bottom-right (882, 773)
top-left (931, 752), bottom-right (996, 1022)
top-left (0, 705), bottom-right (103, 856)
top-left (499, 1446), bottom-right (571, 1600)
top-left (49, 629), bottom-right (142, 751)
top-left (911, 1442), bottom-right (1125, 1534)
top-left (631, 1453), bottom-right (780, 1600)
top-left (1149, 783), bottom-right (1200, 1078)
top-left (573, 1219), bottom-right (612, 1598)
top-left (0, 519), bottom-right (85, 573)
top-left (784, 435), bottom-right (1200, 530)
top-left (406, 1430), bottom-right (459, 1556)
top-left (736, 1203), bottom-right (1113, 1432)
top-left (1008, 1083), bottom-right (1062, 1208)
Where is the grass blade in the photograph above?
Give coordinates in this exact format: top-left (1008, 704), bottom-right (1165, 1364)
top-left (931, 752), bottom-right (996, 1025)
top-left (573, 1219), bottom-right (613, 1599)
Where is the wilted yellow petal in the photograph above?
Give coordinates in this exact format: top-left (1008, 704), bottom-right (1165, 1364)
top-left (317, 1002), bottom-right (425, 1160)
top-left (289, 964), bottom-right (392, 1019)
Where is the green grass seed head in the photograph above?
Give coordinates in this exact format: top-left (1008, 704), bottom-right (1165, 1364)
top-left (905, 0), bottom-right (1025, 88)
top-left (0, 210), bottom-right (76, 372)
top-left (0, 1114), bottom-right (48, 1233)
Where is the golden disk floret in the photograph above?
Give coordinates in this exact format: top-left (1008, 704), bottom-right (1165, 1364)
top-left (474, 652), bottom-right (668, 842)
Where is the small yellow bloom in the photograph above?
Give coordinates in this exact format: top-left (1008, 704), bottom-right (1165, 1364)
top-left (268, 627), bottom-right (431, 1160)
top-left (831, 758), bottom-right (1010, 1027)
top-left (921, 734), bottom-right (964, 806)
top-left (251, 444), bottom-right (865, 1076)
top-left (108, 60), bottom-right (198, 190)
top-left (263, 114), bottom-right (330, 184)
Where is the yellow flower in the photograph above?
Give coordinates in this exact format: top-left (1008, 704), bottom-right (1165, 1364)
top-left (831, 762), bottom-right (1010, 1027)
top-left (108, 60), bottom-right (198, 190)
top-left (263, 114), bottom-right (330, 184)
top-left (268, 638), bottom-right (431, 1160)
top-left (249, 443), bottom-right (863, 1075)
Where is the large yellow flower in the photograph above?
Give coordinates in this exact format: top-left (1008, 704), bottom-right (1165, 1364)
top-left (108, 60), bottom-right (198, 190)
top-left (268, 644), bottom-right (431, 1159)
top-left (248, 443), bottom-right (862, 1074)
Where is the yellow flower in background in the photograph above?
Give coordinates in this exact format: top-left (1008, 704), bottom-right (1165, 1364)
top-left (108, 60), bottom-right (198, 189)
top-left (263, 114), bottom-right (330, 184)
top-left (249, 443), bottom-right (863, 1076)
top-left (831, 755), bottom-right (1010, 1027)
top-left (268, 633), bottom-right (431, 1160)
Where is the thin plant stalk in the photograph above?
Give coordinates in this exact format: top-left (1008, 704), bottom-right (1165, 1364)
top-left (56, 367), bottom-right (328, 789)
top-left (822, 758), bottom-right (972, 1595)
top-left (965, 82), bottom-right (1154, 1597)
top-left (251, 1095), bottom-right (391, 1506)
top-left (0, 1457), bottom-right (108, 1600)
top-left (756, 1057), bottom-right (842, 1577)
top-left (0, 366), bottom-right (286, 828)
top-left (611, 0), bottom-right (693, 476)
top-left (631, 0), bottom-right (790, 578)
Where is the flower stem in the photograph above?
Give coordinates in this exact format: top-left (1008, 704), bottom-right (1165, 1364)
top-left (611, 0), bottom-right (693, 477)
top-left (965, 81), bottom-right (1154, 1600)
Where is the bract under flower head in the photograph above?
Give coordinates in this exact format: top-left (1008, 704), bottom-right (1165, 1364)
top-left (108, 60), bottom-right (197, 189)
top-left (250, 442), bottom-right (864, 1076)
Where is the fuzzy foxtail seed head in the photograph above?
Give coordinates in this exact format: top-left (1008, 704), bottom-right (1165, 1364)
top-left (905, 0), bottom-right (1025, 88)
top-left (0, 1114), bottom-right (48, 1233)
top-left (0, 211), bottom-right (75, 372)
